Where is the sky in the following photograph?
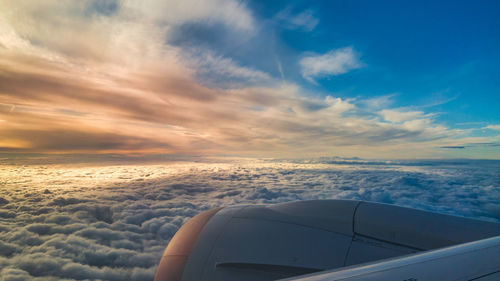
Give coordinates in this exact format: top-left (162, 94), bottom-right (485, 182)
top-left (0, 0), bottom-right (499, 159)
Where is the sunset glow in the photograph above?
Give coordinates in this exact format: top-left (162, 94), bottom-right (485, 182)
top-left (1, 0), bottom-right (499, 159)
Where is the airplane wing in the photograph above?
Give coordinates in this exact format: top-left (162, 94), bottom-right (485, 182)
top-left (281, 234), bottom-right (500, 281)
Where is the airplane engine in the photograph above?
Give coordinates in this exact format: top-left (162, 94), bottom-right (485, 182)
top-left (154, 200), bottom-right (500, 281)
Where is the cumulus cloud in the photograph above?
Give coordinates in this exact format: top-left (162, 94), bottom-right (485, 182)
top-left (299, 47), bottom-right (363, 82)
top-left (0, 159), bottom-right (499, 280)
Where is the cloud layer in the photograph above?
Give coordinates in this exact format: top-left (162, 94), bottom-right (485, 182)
top-left (0, 159), bottom-right (499, 280)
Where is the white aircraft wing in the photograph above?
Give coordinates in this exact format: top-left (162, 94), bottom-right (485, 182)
top-left (281, 235), bottom-right (500, 281)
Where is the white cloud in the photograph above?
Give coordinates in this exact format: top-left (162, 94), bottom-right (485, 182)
top-left (123, 0), bottom-right (255, 31)
top-left (378, 109), bottom-right (426, 123)
top-left (275, 8), bottom-right (319, 31)
top-left (359, 94), bottom-right (396, 110)
top-left (1, 159), bottom-right (499, 279)
top-left (0, 0), bottom-right (255, 63)
top-left (325, 96), bottom-right (355, 114)
top-left (378, 109), bottom-right (449, 138)
top-left (484, 125), bottom-right (500, 131)
top-left (299, 47), bottom-right (363, 82)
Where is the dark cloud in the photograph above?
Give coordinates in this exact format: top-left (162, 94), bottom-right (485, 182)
top-left (0, 241), bottom-right (20, 257)
top-left (86, 0), bottom-right (121, 16)
top-left (0, 197), bottom-right (9, 205)
top-left (0, 126), bottom-right (174, 153)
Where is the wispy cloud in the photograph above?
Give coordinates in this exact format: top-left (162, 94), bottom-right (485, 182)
top-left (358, 94), bottom-right (397, 110)
top-left (275, 7), bottom-right (319, 32)
top-left (484, 125), bottom-right (500, 131)
top-left (378, 109), bottom-right (428, 123)
top-left (124, 0), bottom-right (255, 31)
top-left (299, 47), bottom-right (363, 83)
top-left (183, 49), bottom-right (272, 87)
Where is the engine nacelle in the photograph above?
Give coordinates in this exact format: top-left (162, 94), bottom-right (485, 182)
top-left (155, 200), bottom-right (500, 281)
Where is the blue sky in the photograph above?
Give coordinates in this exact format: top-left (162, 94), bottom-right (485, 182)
top-left (0, 0), bottom-right (499, 158)
top-left (168, 0), bottom-right (500, 127)
top-left (209, 0), bottom-right (500, 125)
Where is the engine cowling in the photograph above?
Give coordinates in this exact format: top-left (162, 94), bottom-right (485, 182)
top-left (155, 200), bottom-right (500, 281)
